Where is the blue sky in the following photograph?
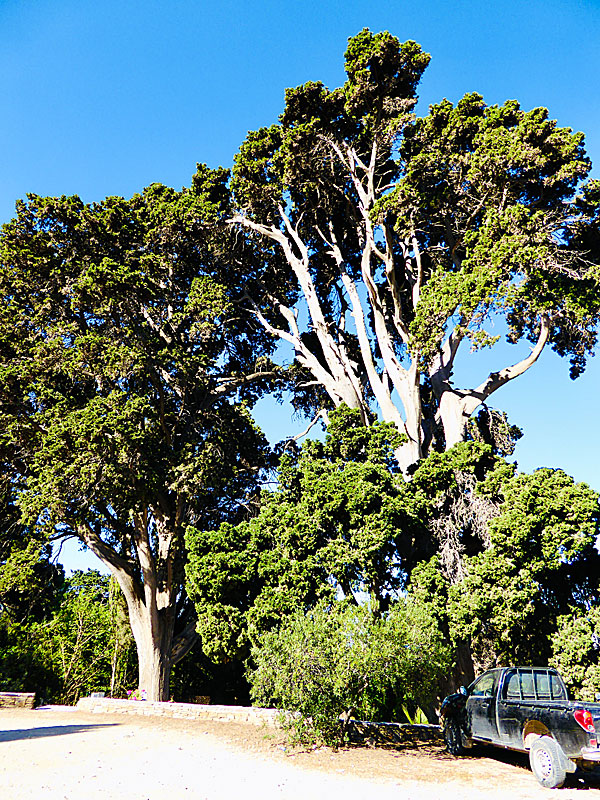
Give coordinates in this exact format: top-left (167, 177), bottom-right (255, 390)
top-left (2, 0), bottom-right (599, 571)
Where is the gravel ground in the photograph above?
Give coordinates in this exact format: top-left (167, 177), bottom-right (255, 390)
top-left (1, 708), bottom-right (599, 800)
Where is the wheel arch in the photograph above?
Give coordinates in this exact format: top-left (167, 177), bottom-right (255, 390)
top-left (522, 719), bottom-right (551, 750)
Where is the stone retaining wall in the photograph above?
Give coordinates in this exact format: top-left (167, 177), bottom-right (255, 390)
top-left (75, 696), bottom-right (442, 747)
top-left (76, 696), bottom-right (279, 726)
top-left (0, 692), bottom-right (36, 709)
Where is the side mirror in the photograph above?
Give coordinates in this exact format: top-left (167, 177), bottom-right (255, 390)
top-left (459, 686), bottom-right (468, 696)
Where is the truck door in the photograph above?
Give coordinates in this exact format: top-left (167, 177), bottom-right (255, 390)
top-left (467, 670), bottom-right (500, 742)
top-left (497, 668), bottom-right (525, 746)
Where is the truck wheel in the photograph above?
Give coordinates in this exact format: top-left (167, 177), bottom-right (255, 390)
top-left (444, 719), bottom-right (465, 756)
top-left (529, 736), bottom-right (566, 789)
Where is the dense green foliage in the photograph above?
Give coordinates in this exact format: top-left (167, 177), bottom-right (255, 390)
top-left (0, 619), bottom-right (60, 700)
top-left (0, 571), bottom-right (136, 703)
top-left (550, 606), bottom-right (600, 701)
top-left (248, 599), bottom-right (450, 744)
top-left (409, 468), bottom-right (600, 674)
top-left (186, 406), bottom-right (431, 662)
top-left (0, 476), bottom-right (64, 623)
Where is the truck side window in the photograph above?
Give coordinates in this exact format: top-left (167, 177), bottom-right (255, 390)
top-left (504, 670), bottom-right (520, 699)
top-left (520, 670), bottom-right (535, 699)
top-left (549, 672), bottom-right (566, 700)
top-left (471, 672), bottom-right (496, 697)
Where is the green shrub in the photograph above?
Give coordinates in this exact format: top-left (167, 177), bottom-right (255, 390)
top-left (248, 598), bottom-right (450, 745)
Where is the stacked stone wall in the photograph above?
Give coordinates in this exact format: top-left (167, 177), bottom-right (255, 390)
top-left (0, 692), bottom-right (36, 709)
top-left (76, 697), bottom-right (442, 746)
top-left (76, 696), bottom-right (279, 726)
top-left (349, 720), bottom-right (442, 746)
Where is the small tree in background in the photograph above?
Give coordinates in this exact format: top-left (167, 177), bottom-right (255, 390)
top-left (44, 571), bottom-right (114, 704)
top-left (248, 599), bottom-right (450, 745)
top-left (40, 570), bottom-right (136, 704)
top-left (0, 619), bottom-right (60, 700)
top-left (0, 569), bottom-right (136, 703)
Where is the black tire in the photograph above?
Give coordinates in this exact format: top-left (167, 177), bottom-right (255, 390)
top-left (444, 719), bottom-right (465, 756)
top-left (529, 736), bottom-right (566, 789)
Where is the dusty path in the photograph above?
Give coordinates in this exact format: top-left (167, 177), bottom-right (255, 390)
top-left (0, 708), bottom-right (599, 800)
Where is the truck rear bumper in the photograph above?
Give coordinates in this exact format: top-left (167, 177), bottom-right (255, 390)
top-left (580, 747), bottom-right (600, 761)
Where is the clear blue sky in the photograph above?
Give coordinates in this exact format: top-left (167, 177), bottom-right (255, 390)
top-left (2, 0), bottom-right (599, 571)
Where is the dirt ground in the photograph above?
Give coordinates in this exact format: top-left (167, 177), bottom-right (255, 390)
top-left (1, 707), bottom-right (599, 800)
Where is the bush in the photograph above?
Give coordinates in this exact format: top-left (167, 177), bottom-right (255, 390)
top-left (248, 599), bottom-right (450, 745)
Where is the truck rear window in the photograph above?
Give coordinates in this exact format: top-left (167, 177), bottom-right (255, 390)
top-left (502, 669), bottom-right (566, 701)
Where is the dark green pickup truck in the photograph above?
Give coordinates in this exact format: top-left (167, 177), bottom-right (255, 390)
top-left (440, 667), bottom-right (600, 788)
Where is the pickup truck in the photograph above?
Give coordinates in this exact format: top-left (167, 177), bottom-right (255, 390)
top-left (440, 667), bottom-right (600, 788)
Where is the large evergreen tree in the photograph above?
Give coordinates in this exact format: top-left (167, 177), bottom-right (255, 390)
top-left (229, 29), bottom-right (600, 473)
top-left (0, 170), bottom-right (275, 700)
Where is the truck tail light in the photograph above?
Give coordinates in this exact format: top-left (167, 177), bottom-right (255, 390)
top-left (574, 709), bottom-right (596, 733)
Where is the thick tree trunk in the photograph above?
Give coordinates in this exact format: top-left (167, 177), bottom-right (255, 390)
top-left (135, 627), bottom-right (172, 702)
top-left (79, 520), bottom-right (187, 702)
top-left (127, 593), bottom-right (176, 702)
top-left (438, 390), bottom-right (472, 450)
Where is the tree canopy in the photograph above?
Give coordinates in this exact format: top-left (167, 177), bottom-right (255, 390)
top-left (409, 466), bottom-right (600, 674)
top-left (229, 28), bottom-right (600, 471)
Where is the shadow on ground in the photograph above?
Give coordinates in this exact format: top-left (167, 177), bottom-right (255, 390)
top-left (470, 743), bottom-right (530, 772)
top-left (465, 743), bottom-right (600, 790)
top-left (348, 731), bottom-right (600, 792)
top-left (0, 723), bottom-right (118, 743)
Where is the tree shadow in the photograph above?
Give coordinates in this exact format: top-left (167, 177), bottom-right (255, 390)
top-left (0, 723), bottom-right (118, 743)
